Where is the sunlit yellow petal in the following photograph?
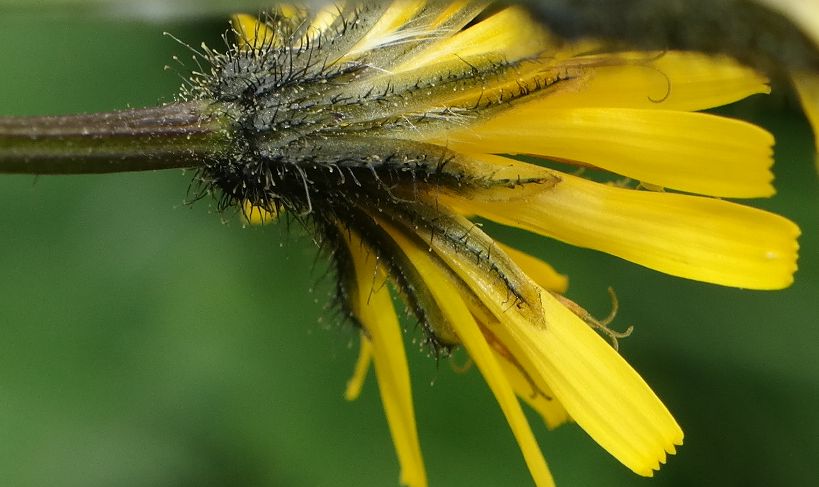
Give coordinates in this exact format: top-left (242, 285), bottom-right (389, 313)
top-left (393, 6), bottom-right (549, 73)
top-left (440, 167), bottom-right (800, 290)
top-left (465, 291), bottom-right (570, 429)
top-left (434, 108), bottom-right (775, 198)
top-left (495, 347), bottom-right (571, 430)
top-left (522, 51), bottom-right (770, 112)
top-left (277, 4), bottom-right (306, 22)
top-left (381, 220), bottom-right (556, 487)
top-left (349, 0), bottom-right (427, 55)
top-left (427, 0), bottom-right (481, 29)
top-left (231, 13), bottom-right (276, 49)
top-left (420, 214), bottom-right (683, 476)
top-left (494, 289), bottom-right (683, 476)
top-left (345, 334), bottom-right (374, 401)
top-left (495, 242), bottom-right (568, 293)
top-left (343, 230), bottom-right (427, 487)
top-left (241, 200), bottom-right (277, 225)
top-left (305, 5), bottom-right (342, 37)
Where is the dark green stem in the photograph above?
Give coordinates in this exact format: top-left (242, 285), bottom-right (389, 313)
top-left (0, 101), bottom-right (232, 174)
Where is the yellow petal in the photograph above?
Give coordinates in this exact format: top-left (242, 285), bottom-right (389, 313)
top-left (393, 5), bottom-right (549, 73)
top-left (367, 6), bottom-right (554, 111)
top-left (495, 344), bottom-right (571, 430)
top-left (426, 0), bottom-right (485, 30)
top-left (441, 167), bottom-right (800, 290)
top-left (303, 4), bottom-right (342, 39)
top-left (793, 72), bottom-right (819, 155)
top-left (515, 51), bottom-right (770, 112)
top-left (345, 334), bottom-right (374, 401)
top-left (348, 0), bottom-right (427, 56)
top-left (231, 13), bottom-right (276, 49)
top-left (495, 242), bottom-right (569, 293)
top-left (465, 291), bottom-right (570, 429)
top-left (276, 4), bottom-right (306, 22)
top-left (342, 230), bottom-right (427, 487)
top-left (435, 108), bottom-right (775, 198)
top-left (381, 219), bottom-right (556, 487)
top-left (494, 289), bottom-right (683, 476)
top-left (241, 200), bottom-right (278, 225)
top-left (421, 214), bottom-right (683, 476)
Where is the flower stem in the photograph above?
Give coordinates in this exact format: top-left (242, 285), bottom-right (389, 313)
top-left (0, 101), bottom-right (232, 174)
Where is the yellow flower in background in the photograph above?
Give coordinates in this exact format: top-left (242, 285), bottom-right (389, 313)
top-left (222, 2), bottom-right (799, 486)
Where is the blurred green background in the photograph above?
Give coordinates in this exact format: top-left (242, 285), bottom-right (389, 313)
top-left (0, 8), bottom-right (817, 487)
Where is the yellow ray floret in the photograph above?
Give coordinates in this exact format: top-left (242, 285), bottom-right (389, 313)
top-left (348, 0), bottom-right (428, 56)
top-left (436, 108), bottom-right (775, 198)
top-left (241, 201), bottom-right (278, 225)
top-left (343, 230), bottom-right (427, 487)
top-left (495, 242), bottom-right (569, 293)
top-left (533, 51), bottom-right (770, 112)
top-left (495, 349), bottom-right (571, 430)
top-left (463, 287), bottom-right (570, 429)
top-left (381, 218), bottom-right (556, 487)
top-left (232, 13), bottom-right (277, 49)
top-left (422, 214), bottom-right (683, 476)
top-left (393, 5), bottom-right (550, 73)
top-left (439, 160), bottom-right (800, 290)
top-left (427, 0), bottom-right (483, 30)
top-left (304, 3), bottom-right (344, 40)
top-left (345, 334), bottom-right (374, 401)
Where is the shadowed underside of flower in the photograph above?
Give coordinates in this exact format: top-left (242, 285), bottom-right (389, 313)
top-left (207, 2), bottom-right (804, 486)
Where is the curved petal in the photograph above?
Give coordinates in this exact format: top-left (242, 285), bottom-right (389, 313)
top-left (241, 201), bottom-right (278, 225)
top-left (393, 5), bottom-right (549, 73)
top-left (381, 220), bottom-right (556, 487)
top-left (303, 4), bottom-right (344, 40)
top-left (349, 0), bottom-right (428, 55)
top-left (495, 242), bottom-right (569, 293)
top-left (438, 164), bottom-right (800, 290)
top-left (490, 289), bottom-right (683, 476)
top-left (232, 13), bottom-right (277, 49)
top-left (342, 231), bottom-right (428, 487)
top-left (345, 334), bottom-right (374, 401)
top-left (495, 339), bottom-right (571, 430)
top-left (435, 108), bottom-right (775, 198)
top-left (515, 51), bottom-right (770, 112)
top-left (419, 214), bottom-right (683, 476)
top-left (464, 288), bottom-right (570, 429)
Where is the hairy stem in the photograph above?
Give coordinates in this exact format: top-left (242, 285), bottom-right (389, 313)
top-left (0, 101), bottom-right (232, 174)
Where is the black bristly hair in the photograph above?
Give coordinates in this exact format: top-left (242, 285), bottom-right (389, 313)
top-left (164, 5), bottom-right (573, 356)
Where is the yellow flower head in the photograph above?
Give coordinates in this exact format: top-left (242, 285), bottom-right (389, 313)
top-left (183, 2), bottom-right (800, 486)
